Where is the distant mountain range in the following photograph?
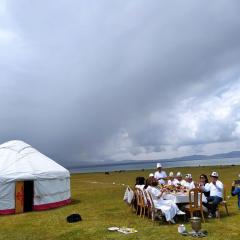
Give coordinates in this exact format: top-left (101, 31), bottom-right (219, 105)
top-left (69, 150), bottom-right (240, 169)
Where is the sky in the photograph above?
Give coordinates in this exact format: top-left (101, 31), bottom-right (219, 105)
top-left (1, 0), bottom-right (240, 167)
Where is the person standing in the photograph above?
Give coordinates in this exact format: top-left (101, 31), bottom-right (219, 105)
top-left (200, 171), bottom-right (223, 218)
top-left (154, 163), bottom-right (167, 185)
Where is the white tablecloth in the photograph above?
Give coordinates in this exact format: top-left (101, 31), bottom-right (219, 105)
top-left (163, 192), bottom-right (207, 204)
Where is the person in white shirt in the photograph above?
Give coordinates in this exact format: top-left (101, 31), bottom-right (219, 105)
top-left (183, 174), bottom-right (195, 189)
top-left (167, 172), bottom-right (175, 185)
top-left (135, 176), bottom-right (145, 187)
top-left (149, 173), bottom-right (154, 178)
top-left (154, 163), bottom-right (167, 185)
top-left (147, 178), bottom-right (185, 223)
top-left (173, 172), bottom-right (186, 186)
top-left (135, 177), bottom-right (147, 205)
top-left (200, 171), bottom-right (223, 218)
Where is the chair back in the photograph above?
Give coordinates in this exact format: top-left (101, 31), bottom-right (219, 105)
top-left (135, 188), bottom-right (144, 206)
top-left (134, 189), bottom-right (141, 206)
top-left (189, 188), bottom-right (203, 210)
top-left (138, 188), bottom-right (146, 206)
top-left (146, 190), bottom-right (155, 210)
top-left (143, 189), bottom-right (151, 208)
top-left (146, 189), bottom-right (165, 222)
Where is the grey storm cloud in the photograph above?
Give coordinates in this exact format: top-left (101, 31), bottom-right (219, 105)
top-left (1, 0), bottom-right (240, 166)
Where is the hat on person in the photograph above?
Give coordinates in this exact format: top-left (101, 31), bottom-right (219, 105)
top-left (185, 173), bottom-right (192, 179)
top-left (169, 171), bottom-right (174, 177)
top-left (156, 163), bottom-right (162, 168)
top-left (176, 172), bottom-right (182, 177)
top-left (210, 171), bottom-right (219, 177)
top-left (149, 173), bottom-right (154, 177)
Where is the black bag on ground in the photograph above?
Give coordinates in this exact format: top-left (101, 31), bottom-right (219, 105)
top-left (66, 214), bottom-right (82, 223)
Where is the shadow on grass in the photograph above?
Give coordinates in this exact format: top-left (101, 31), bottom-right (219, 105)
top-left (69, 198), bottom-right (81, 205)
top-left (219, 211), bottom-right (239, 218)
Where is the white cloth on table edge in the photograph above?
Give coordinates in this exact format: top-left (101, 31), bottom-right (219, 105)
top-left (163, 192), bottom-right (207, 204)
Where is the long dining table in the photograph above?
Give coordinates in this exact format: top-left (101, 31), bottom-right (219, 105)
top-left (162, 191), bottom-right (207, 204)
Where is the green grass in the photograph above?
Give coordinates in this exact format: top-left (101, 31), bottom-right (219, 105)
top-left (0, 165), bottom-right (240, 239)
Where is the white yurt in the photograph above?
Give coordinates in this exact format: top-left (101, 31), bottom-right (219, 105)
top-left (0, 140), bottom-right (71, 214)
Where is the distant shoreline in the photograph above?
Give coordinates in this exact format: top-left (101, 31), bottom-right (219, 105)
top-left (69, 151), bottom-right (240, 170)
top-left (70, 157), bottom-right (240, 169)
top-left (69, 157), bottom-right (240, 174)
top-left (71, 164), bottom-right (240, 175)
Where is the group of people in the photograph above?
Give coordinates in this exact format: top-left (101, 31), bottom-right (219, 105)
top-left (135, 175), bottom-right (185, 223)
top-left (135, 163), bottom-right (240, 223)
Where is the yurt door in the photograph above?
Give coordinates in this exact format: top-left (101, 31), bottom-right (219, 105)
top-left (23, 181), bottom-right (34, 212)
top-left (15, 181), bottom-right (24, 213)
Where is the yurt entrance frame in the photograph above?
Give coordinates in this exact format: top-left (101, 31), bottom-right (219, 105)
top-left (15, 181), bottom-right (34, 213)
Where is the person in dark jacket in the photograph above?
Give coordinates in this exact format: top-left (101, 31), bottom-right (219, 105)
top-left (231, 179), bottom-right (240, 209)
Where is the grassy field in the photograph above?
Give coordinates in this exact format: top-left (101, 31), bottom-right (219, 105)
top-left (0, 165), bottom-right (240, 240)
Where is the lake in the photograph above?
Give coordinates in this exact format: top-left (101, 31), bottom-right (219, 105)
top-left (70, 157), bottom-right (240, 173)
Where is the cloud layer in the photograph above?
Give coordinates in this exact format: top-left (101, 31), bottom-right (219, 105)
top-left (1, 0), bottom-right (240, 166)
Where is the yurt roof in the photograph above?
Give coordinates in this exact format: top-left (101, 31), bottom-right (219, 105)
top-left (0, 140), bottom-right (69, 183)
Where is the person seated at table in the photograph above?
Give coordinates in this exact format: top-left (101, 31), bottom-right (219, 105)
top-left (135, 176), bottom-right (148, 207)
top-left (200, 171), bottom-right (223, 218)
top-left (144, 173), bottom-right (155, 188)
top-left (135, 176), bottom-right (146, 190)
top-left (231, 174), bottom-right (240, 210)
top-left (174, 172), bottom-right (186, 186)
top-left (144, 176), bottom-right (152, 189)
top-left (154, 163), bottom-right (167, 185)
top-left (167, 172), bottom-right (175, 185)
top-left (149, 172), bottom-right (154, 179)
top-left (147, 178), bottom-right (185, 223)
top-left (199, 174), bottom-right (210, 197)
top-left (183, 174), bottom-right (195, 189)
